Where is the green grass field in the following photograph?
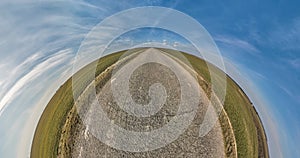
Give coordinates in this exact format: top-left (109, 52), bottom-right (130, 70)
top-left (31, 48), bottom-right (268, 158)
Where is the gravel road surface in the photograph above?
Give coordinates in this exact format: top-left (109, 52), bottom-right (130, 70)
top-left (70, 48), bottom-right (225, 158)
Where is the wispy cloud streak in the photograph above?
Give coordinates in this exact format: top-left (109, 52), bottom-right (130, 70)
top-left (0, 49), bottom-right (73, 115)
top-left (214, 35), bottom-right (260, 54)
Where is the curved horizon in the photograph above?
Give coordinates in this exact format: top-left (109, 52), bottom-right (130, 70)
top-left (0, 1), bottom-right (299, 157)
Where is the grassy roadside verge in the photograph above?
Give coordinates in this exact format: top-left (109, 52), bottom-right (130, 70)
top-left (181, 52), bottom-right (268, 158)
top-left (30, 51), bottom-right (126, 158)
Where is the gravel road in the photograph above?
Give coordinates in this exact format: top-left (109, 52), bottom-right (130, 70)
top-left (70, 48), bottom-right (225, 158)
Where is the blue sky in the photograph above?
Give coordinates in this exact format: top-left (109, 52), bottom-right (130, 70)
top-left (0, 0), bottom-right (299, 157)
